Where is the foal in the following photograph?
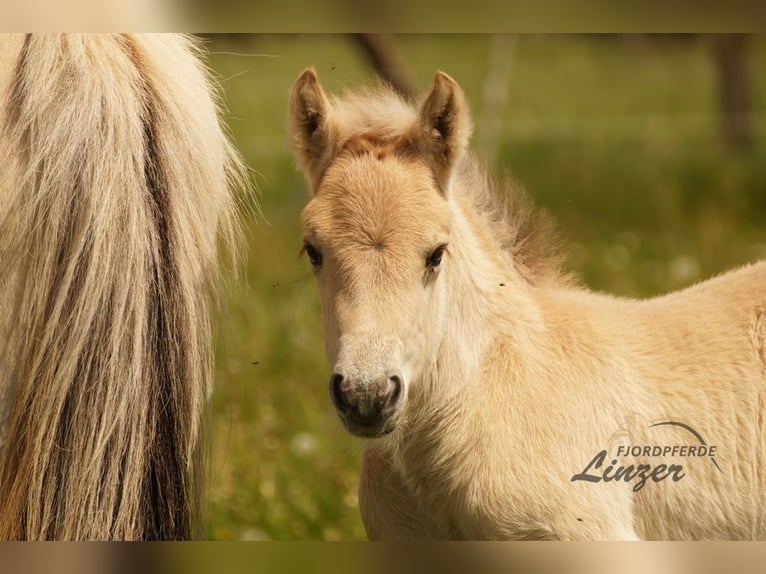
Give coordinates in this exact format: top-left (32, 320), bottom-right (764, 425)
top-left (289, 67), bottom-right (766, 540)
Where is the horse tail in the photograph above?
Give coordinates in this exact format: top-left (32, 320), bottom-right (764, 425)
top-left (0, 34), bottom-right (245, 540)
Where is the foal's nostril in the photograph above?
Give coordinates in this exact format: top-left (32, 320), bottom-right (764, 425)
top-left (386, 374), bottom-right (403, 409)
top-left (329, 372), bottom-right (348, 411)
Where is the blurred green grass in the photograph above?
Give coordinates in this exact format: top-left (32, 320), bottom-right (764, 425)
top-left (203, 34), bottom-right (766, 540)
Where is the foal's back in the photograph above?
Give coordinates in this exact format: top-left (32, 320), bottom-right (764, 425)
top-left (639, 261), bottom-right (766, 538)
top-left (554, 261), bottom-right (766, 539)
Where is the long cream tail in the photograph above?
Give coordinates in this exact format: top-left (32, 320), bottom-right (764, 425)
top-left (0, 33), bottom-right (245, 540)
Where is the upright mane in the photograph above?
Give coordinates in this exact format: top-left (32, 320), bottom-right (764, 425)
top-left (326, 80), bottom-right (573, 287)
top-left (457, 155), bottom-right (575, 286)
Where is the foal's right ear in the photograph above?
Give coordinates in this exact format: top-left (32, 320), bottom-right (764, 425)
top-left (289, 67), bottom-right (336, 193)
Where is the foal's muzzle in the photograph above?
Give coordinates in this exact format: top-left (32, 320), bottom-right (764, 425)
top-left (329, 370), bottom-right (403, 437)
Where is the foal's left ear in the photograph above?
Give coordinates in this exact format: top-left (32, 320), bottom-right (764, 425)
top-left (289, 67), bottom-right (336, 193)
top-left (411, 71), bottom-right (472, 195)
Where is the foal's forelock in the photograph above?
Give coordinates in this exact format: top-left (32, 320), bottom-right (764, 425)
top-left (338, 134), bottom-right (414, 162)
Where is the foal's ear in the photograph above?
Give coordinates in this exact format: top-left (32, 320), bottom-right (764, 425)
top-left (412, 71), bottom-right (472, 195)
top-left (289, 67), bottom-right (336, 193)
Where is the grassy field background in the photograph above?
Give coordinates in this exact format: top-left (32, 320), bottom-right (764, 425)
top-left (202, 34), bottom-right (766, 540)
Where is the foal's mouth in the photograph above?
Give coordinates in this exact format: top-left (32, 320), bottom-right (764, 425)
top-left (340, 416), bottom-right (397, 439)
top-left (338, 412), bottom-right (396, 438)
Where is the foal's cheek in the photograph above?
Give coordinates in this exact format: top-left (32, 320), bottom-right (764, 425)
top-left (409, 282), bottom-right (446, 373)
top-left (316, 280), bottom-right (341, 363)
top-left (425, 277), bottom-right (447, 327)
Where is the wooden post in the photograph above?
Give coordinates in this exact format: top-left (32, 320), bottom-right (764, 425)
top-left (352, 34), bottom-right (414, 98)
top-left (715, 34), bottom-right (752, 151)
top-left (476, 34), bottom-right (517, 168)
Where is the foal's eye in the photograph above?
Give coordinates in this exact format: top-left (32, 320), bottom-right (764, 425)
top-left (302, 242), bottom-right (323, 268)
top-left (426, 244), bottom-right (447, 271)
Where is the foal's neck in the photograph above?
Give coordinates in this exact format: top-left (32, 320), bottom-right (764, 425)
top-left (434, 188), bottom-right (541, 393)
top-left (387, 188), bottom-right (543, 479)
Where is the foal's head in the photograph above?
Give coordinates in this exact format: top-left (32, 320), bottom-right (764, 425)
top-left (289, 68), bottom-right (471, 438)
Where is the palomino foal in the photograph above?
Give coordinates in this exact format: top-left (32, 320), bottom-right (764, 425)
top-left (289, 67), bottom-right (766, 540)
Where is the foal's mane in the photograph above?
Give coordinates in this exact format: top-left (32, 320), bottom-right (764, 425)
top-left (459, 155), bottom-right (575, 286)
top-left (329, 80), bottom-right (573, 287)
